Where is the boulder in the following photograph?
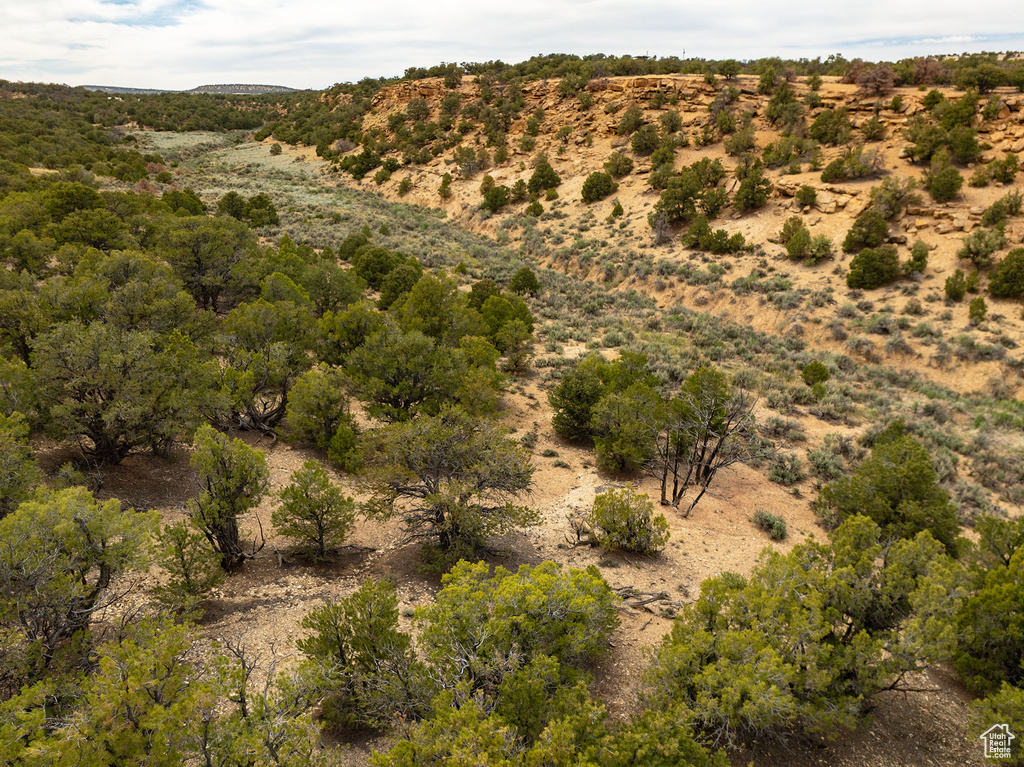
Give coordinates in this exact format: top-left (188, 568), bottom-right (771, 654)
top-left (775, 178), bottom-right (801, 196)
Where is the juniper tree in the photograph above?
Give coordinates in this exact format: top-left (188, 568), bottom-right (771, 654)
top-left (273, 461), bottom-right (356, 560)
top-left (186, 424), bottom-right (270, 571)
top-left (647, 367), bottom-right (756, 516)
top-left (362, 405), bottom-right (535, 554)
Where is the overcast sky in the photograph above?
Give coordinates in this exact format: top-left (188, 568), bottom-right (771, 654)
top-left (2, 0), bottom-right (1022, 90)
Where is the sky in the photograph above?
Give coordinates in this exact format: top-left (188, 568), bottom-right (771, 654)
top-left (2, 0), bottom-right (1022, 91)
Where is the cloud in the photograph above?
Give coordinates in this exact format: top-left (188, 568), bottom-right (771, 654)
top-left (909, 36), bottom-right (983, 45)
top-left (1, 0), bottom-right (1022, 90)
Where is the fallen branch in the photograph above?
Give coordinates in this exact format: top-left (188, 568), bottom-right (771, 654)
top-left (613, 586), bottom-right (686, 613)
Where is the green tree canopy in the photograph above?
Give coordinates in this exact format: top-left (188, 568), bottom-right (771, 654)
top-left (34, 323), bottom-right (215, 463)
top-left (273, 461), bottom-right (356, 560)
top-left (816, 432), bottom-right (960, 555)
top-left (644, 515), bottom-right (964, 746)
top-left (362, 405), bottom-right (535, 553)
top-left (0, 487), bottom-right (156, 685)
top-left (186, 424), bottom-right (270, 570)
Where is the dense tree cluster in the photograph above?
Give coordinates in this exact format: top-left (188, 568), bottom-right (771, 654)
top-left (549, 354), bottom-right (756, 515)
top-left (645, 514), bottom-right (964, 746)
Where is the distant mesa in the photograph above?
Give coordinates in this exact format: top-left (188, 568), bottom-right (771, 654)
top-left (81, 84), bottom-right (299, 95)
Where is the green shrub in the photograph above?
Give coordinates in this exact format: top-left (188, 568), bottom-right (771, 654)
top-left (645, 514), bottom-right (960, 746)
top-left (510, 179), bottom-right (528, 202)
top-left (587, 489), bottom-right (670, 554)
top-left (786, 224), bottom-right (812, 260)
top-left (779, 216), bottom-right (811, 260)
top-left (482, 184), bottom-right (511, 213)
top-left (273, 461), bottom-right (356, 560)
top-left (0, 413), bottom-right (41, 517)
top-left (549, 361), bottom-right (605, 441)
top-left (862, 114), bottom-right (885, 141)
top-left (906, 241), bottom-right (929, 275)
top-left (762, 136), bottom-right (807, 168)
top-left (819, 147), bottom-right (876, 183)
top-left (768, 453), bottom-right (805, 486)
top-left (926, 153), bottom-right (963, 203)
top-left (630, 124), bottom-right (661, 156)
top-left (969, 166), bottom-right (990, 187)
top-left (971, 684), bottom-right (1024, 765)
top-left (989, 248), bottom-right (1024, 299)
top-left (509, 266), bottom-right (541, 295)
top-left (327, 418), bottom-right (362, 473)
top-left (981, 190), bottom-right (1023, 227)
top-left (957, 227), bottom-right (1006, 269)
top-left (815, 433), bottom-right (959, 554)
top-left (581, 171), bottom-right (619, 203)
top-left (946, 269), bottom-right (968, 301)
top-left (298, 578), bottom-right (431, 728)
top-left (968, 297), bottom-right (988, 326)
top-left (242, 192), bottom-right (280, 226)
top-left (591, 383), bottom-right (663, 473)
top-left (617, 105), bottom-right (645, 136)
top-left (601, 152), bottom-right (634, 181)
top-left (715, 109), bottom-right (736, 134)
top-left (809, 108), bottom-right (852, 145)
top-left (684, 215), bottom-right (746, 254)
top-left (660, 110), bottom-right (683, 133)
top-left (801, 360), bottom-right (830, 386)
top-left (723, 127), bottom-right (755, 156)
top-left (527, 155), bottom-right (561, 194)
top-left (842, 209), bottom-right (889, 253)
top-left (438, 172), bottom-right (452, 199)
top-left (819, 158), bottom-right (846, 183)
top-left (847, 245), bottom-right (900, 289)
top-left (751, 509), bottom-right (787, 540)
top-left (795, 185), bottom-right (817, 207)
top-left (698, 186), bottom-right (729, 219)
top-left (419, 560), bottom-right (620, 670)
top-left (990, 153), bottom-right (1020, 183)
top-left (808, 235), bottom-right (834, 265)
top-left (871, 177), bottom-right (921, 220)
top-left (650, 145), bottom-right (675, 171)
top-left (954, 517), bottom-right (1024, 692)
top-left (153, 521), bottom-right (225, 613)
top-left (733, 163), bottom-right (771, 212)
top-left (286, 367), bottom-right (352, 449)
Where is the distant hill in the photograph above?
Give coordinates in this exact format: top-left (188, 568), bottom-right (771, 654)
top-left (81, 84), bottom-right (299, 95)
